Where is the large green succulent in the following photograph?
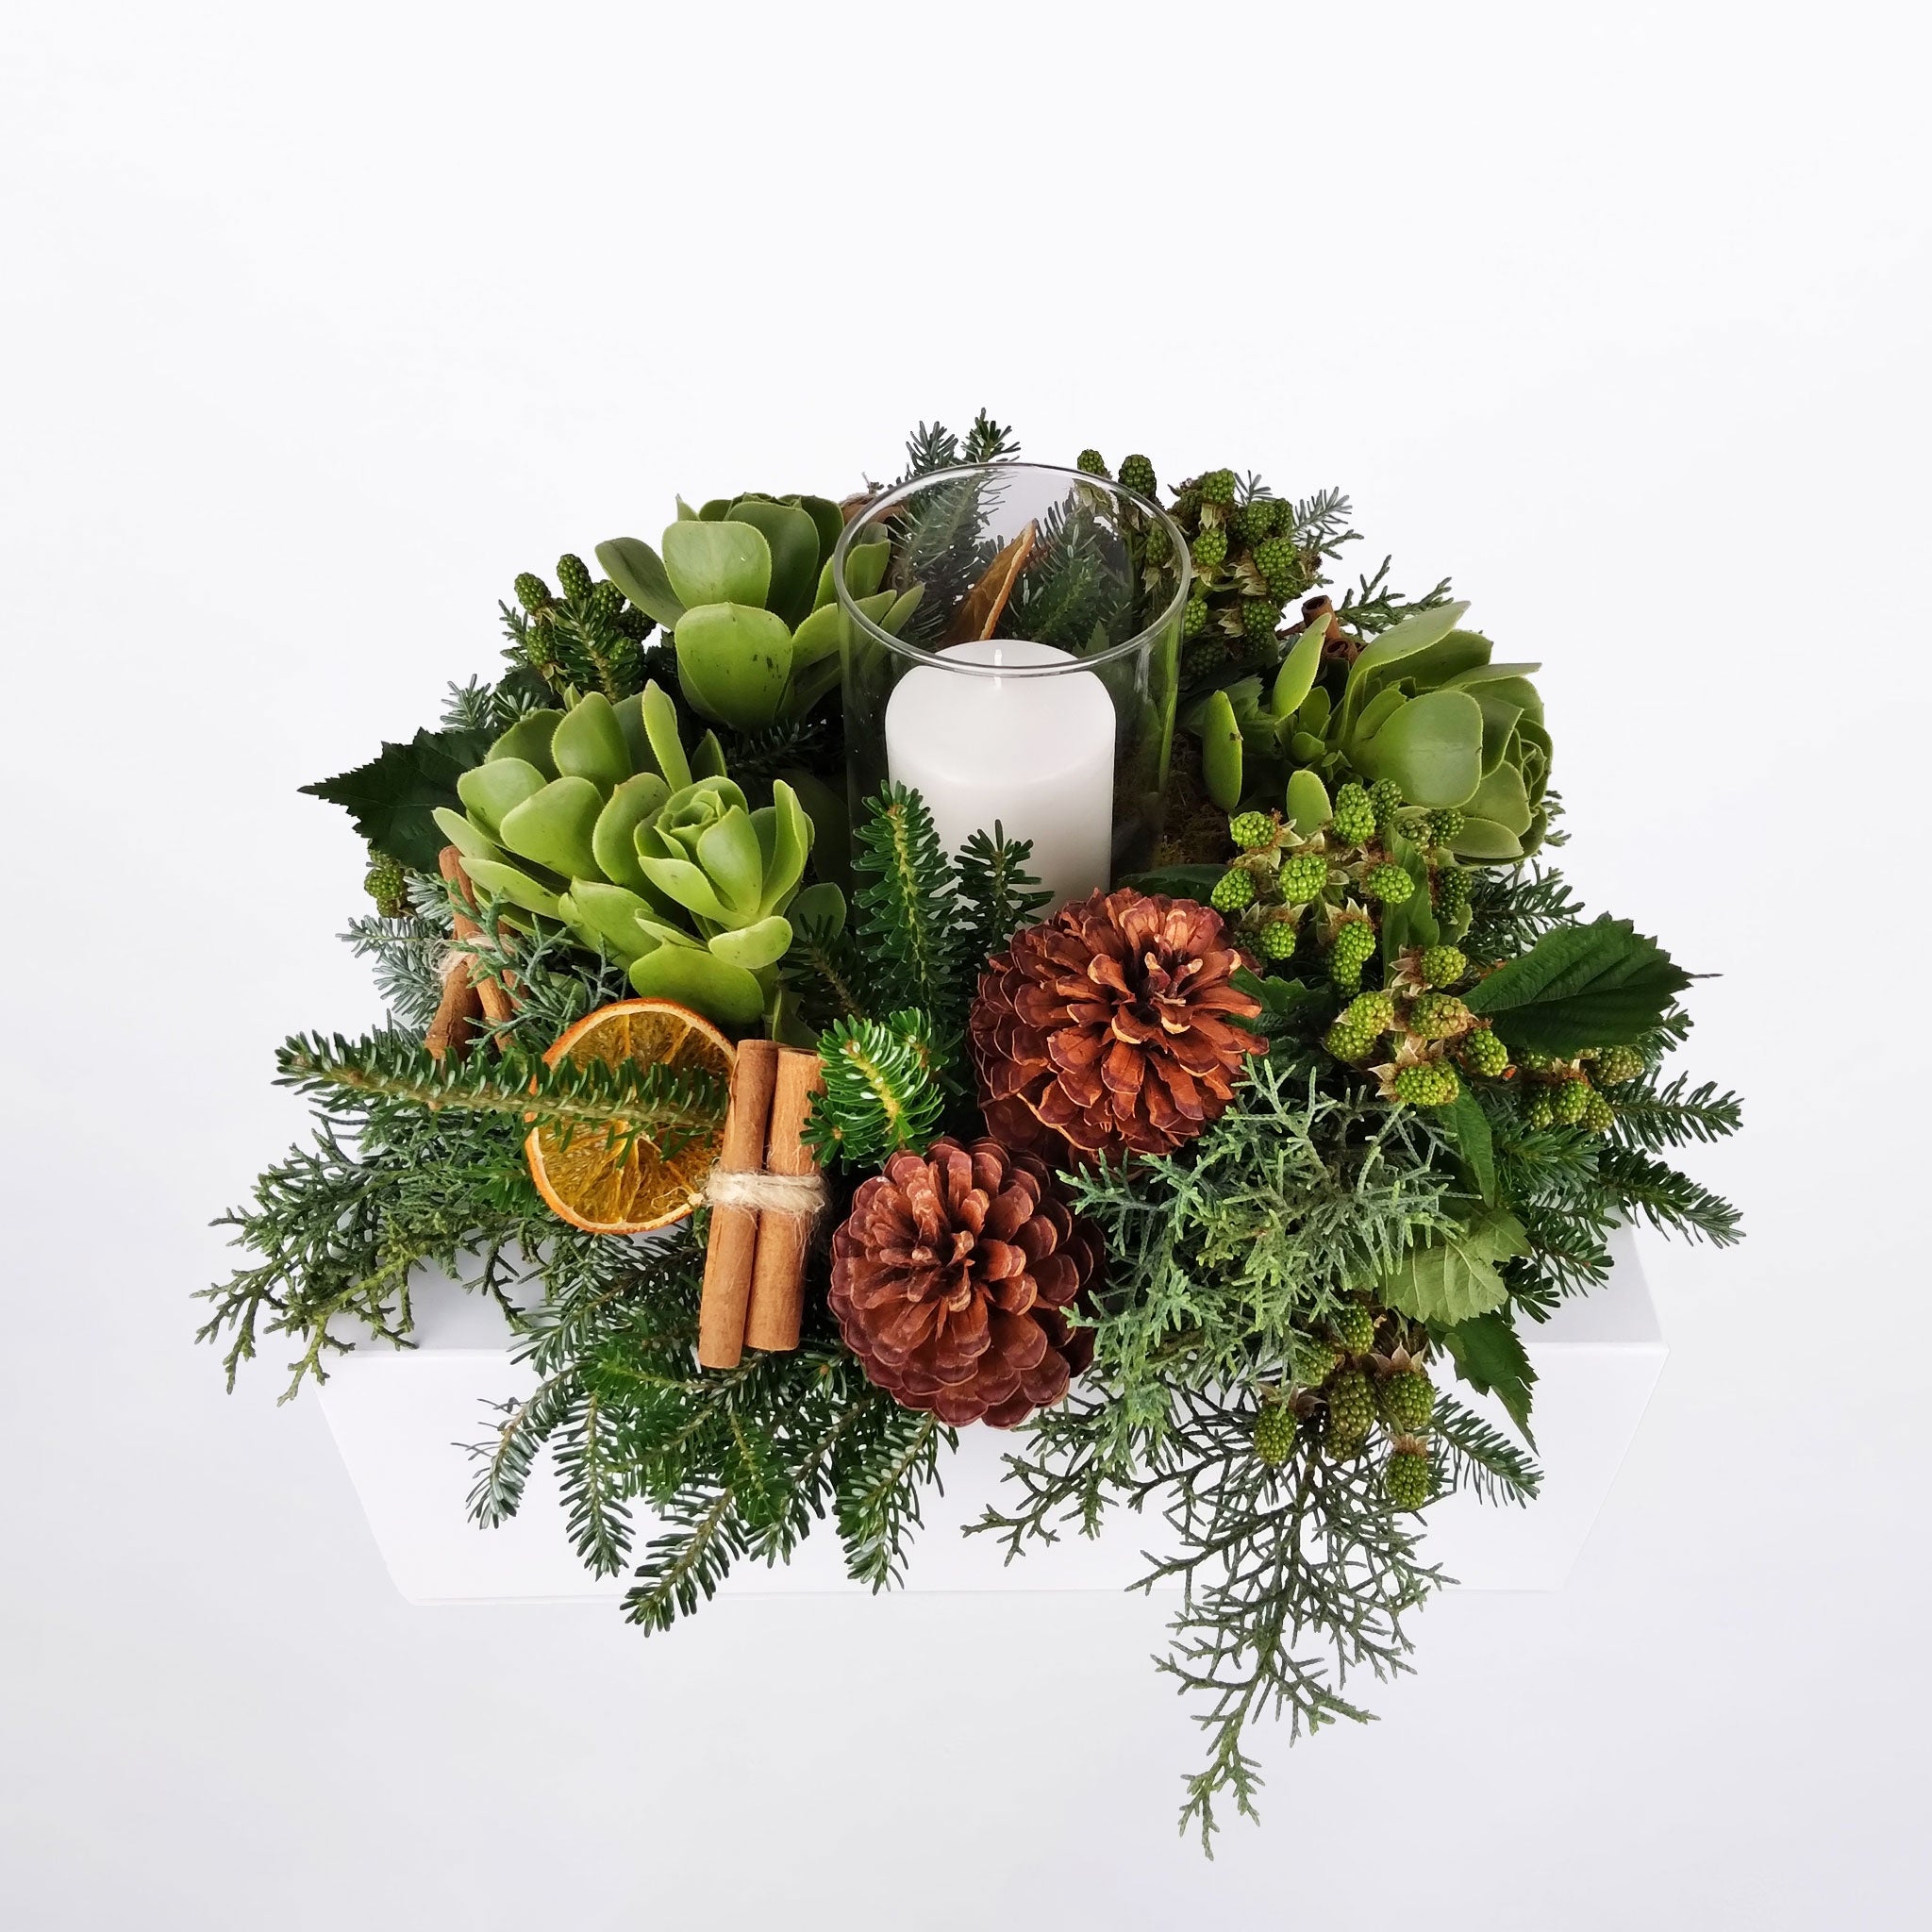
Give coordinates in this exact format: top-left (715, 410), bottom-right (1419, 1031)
top-left (432, 683), bottom-right (837, 1032)
top-left (1191, 602), bottom-right (1551, 861)
top-left (595, 495), bottom-right (921, 734)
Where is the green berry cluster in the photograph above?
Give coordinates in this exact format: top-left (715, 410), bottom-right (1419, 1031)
top-left (363, 849), bottom-right (408, 919)
top-left (509, 553), bottom-right (653, 700)
top-left (1419, 944), bottom-right (1467, 988)
top-left (1364, 862), bottom-right (1414, 906)
top-left (1407, 992), bottom-right (1471, 1041)
top-left (1435, 864), bottom-right (1472, 924)
top-left (1118, 454), bottom-right (1157, 498)
top-left (1229, 810), bottom-right (1277, 851)
top-left (1330, 783), bottom-right (1375, 846)
top-left (1256, 917), bottom-right (1300, 961)
top-left (1394, 1061), bottom-right (1461, 1107)
top-left (1076, 449), bottom-right (1109, 477)
top-left (1211, 868), bottom-right (1257, 914)
top-left (1369, 779), bottom-right (1405, 832)
top-left (1590, 1045), bottom-right (1644, 1086)
top-left (1331, 1304), bottom-right (1378, 1356)
top-left (1385, 1447), bottom-right (1433, 1510)
top-left (1199, 468), bottom-right (1238, 507)
top-left (1378, 1368), bottom-right (1436, 1433)
top-left (1330, 917), bottom-right (1376, 992)
top-left (1324, 1369), bottom-right (1375, 1454)
top-left (1277, 852), bottom-right (1328, 902)
top-left (1191, 526), bottom-right (1228, 572)
top-left (1253, 1404), bottom-right (1297, 1467)
top-left (1459, 1027), bottom-right (1510, 1078)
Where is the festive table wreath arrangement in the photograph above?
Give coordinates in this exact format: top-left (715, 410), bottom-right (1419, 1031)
top-left (203, 414), bottom-right (1741, 1844)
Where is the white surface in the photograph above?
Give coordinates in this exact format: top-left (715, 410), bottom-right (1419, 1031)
top-left (5, 4), bottom-right (1930, 1927)
top-left (886, 640), bottom-right (1115, 908)
top-left (317, 1230), bottom-right (1662, 1604)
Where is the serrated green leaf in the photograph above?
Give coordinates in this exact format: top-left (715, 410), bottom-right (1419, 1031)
top-left (1438, 1088), bottom-right (1496, 1204)
top-left (1463, 916), bottom-right (1693, 1053)
top-left (300, 726), bottom-right (492, 873)
top-left (1378, 1206), bottom-right (1526, 1324)
top-left (1439, 1309), bottom-right (1538, 1445)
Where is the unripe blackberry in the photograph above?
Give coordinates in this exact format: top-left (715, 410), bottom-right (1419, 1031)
top-left (1330, 918), bottom-right (1376, 990)
top-left (1398, 809), bottom-right (1438, 848)
top-left (1364, 862), bottom-right (1414, 906)
top-left (1257, 917), bottom-right (1301, 961)
top-left (1369, 778), bottom-right (1405, 831)
top-left (616, 607), bottom-right (652, 640)
top-left (1119, 454), bottom-right (1157, 497)
top-left (1332, 1303), bottom-right (1378, 1356)
top-left (513, 572), bottom-right (552, 613)
top-left (556, 553), bottom-right (593, 602)
top-left (1582, 1091), bottom-right (1616, 1134)
top-left (1324, 1369), bottom-right (1374, 1453)
top-left (1408, 992), bottom-right (1471, 1041)
top-left (1324, 1017), bottom-right (1376, 1061)
top-left (1395, 1061), bottom-right (1461, 1106)
top-left (1211, 868), bottom-right (1257, 913)
top-left (589, 578), bottom-right (625, 620)
top-left (1552, 1077), bottom-right (1591, 1125)
top-left (1419, 944), bottom-right (1467, 988)
top-left (1182, 594), bottom-right (1209, 640)
top-left (1295, 1338), bottom-right (1341, 1386)
top-left (1243, 597), bottom-right (1283, 641)
top-left (1591, 1045), bottom-right (1644, 1086)
top-left (363, 851), bottom-right (408, 919)
top-left (1386, 1447), bottom-right (1433, 1510)
top-left (1199, 468), bottom-right (1238, 506)
top-left (1344, 990), bottom-right (1396, 1035)
top-left (1378, 1368), bottom-right (1435, 1433)
top-left (1229, 810), bottom-right (1276, 851)
top-left (1254, 1404), bottom-right (1296, 1467)
top-left (1253, 535), bottom-right (1300, 599)
top-left (1076, 449), bottom-right (1109, 477)
top-left (1524, 1091), bottom-right (1556, 1129)
top-left (1191, 526), bottom-right (1229, 572)
top-left (1330, 783), bottom-right (1375, 846)
top-left (1435, 865), bottom-right (1472, 922)
top-left (1460, 1027), bottom-right (1510, 1078)
top-left (1428, 807), bottom-right (1465, 844)
top-left (1277, 852), bottom-right (1328, 902)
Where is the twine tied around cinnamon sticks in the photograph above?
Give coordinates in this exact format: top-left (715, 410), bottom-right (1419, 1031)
top-left (697, 1041), bottom-right (825, 1369)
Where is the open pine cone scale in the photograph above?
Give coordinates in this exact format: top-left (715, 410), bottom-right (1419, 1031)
top-left (973, 889), bottom-right (1267, 1163)
top-left (829, 1138), bottom-right (1099, 1428)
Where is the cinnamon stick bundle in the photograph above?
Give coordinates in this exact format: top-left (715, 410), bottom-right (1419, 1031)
top-left (425, 845), bottom-right (517, 1058)
top-left (696, 1040), bottom-right (779, 1370)
top-left (742, 1048), bottom-right (825, 1355)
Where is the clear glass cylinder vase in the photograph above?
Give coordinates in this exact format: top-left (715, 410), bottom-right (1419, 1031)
top-left (831, 463), bottom-right (1190, 910)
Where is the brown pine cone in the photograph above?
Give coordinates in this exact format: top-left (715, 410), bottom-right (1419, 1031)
top-left (969, 888), bottom-right (1267, 1164)
top-left (828, 1137), bottom-right (1100, 1428)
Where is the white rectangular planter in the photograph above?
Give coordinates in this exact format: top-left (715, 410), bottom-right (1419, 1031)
top-left (317, 1230), bottom-right (1664, 1604)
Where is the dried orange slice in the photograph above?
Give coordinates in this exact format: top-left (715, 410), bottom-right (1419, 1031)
top-left (525, 998), bottom-right (734, 1235)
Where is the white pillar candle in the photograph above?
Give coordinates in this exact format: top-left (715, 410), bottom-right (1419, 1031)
top-left (884, 640), bottom-right (1115, 911)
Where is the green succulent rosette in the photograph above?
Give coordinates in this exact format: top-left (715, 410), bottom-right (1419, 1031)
top-left (594, 493), bottom-right (923, 734)
top-left (432, 682), bottom-right (839, 1032)
top-left (1189, 601), bottom-right (1551, 861)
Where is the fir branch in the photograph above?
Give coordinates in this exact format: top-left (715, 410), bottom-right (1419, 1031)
top-left (954, 824), bottom-right (1050, 967)
top-left (1432, 1393), bottom-right (1542, 1506)
top-left (276, 1030), bottom-right (725, 1164)
top-left (1334, 556), bottom-right (1455, 638)
top-left (808, 1010), bottom-right (950, 1165)
top-left (1595, 1146), bottom-right (1744, 1247)
top-left (778, 896), bottom-right (868, 1031)
top-left (341, 911), bottom-right (446, 1034)
top-left (1608, 1073), bottom-right (1743, 1151)
top-left (959, 408), bottom-right (1019, 464)
top-left (834, 1408), bottom-right (952, 1590)
top-left (849, 782), bottom-right (961, 1018)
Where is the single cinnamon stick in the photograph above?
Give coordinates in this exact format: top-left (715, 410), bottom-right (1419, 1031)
top-left (438, 845), bottom-right (518, 1026)
top-left (425, 959), bottom-right (481, 1061)
top-left (697, 1040), bottom-right (780, 1370)
top-left (743, 1049), bottom-right (825, 1354)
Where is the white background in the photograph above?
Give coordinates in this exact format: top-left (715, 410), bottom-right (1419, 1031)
top-left (4, 3), bottom-right (1928, 1925)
